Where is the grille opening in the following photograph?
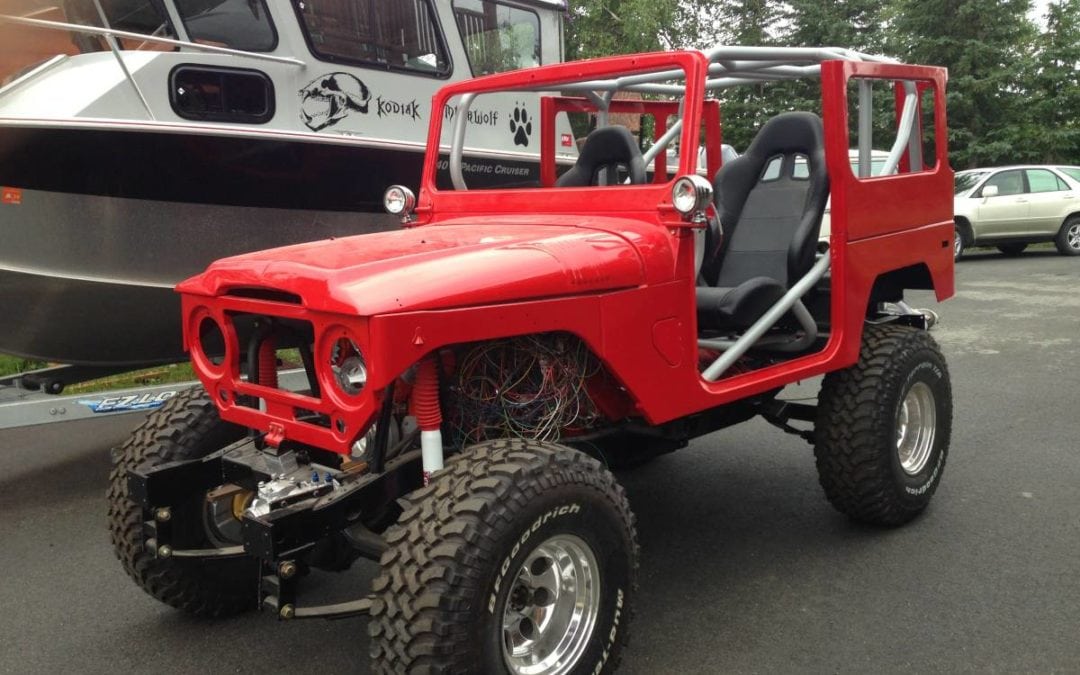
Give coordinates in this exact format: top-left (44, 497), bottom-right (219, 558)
top-left (197, 316), bottom-right (227, 365)
top-left (226, 313), bottom-right (318, 395)
top-left (226, 287), bottom-right (303, 304)
top-left (295, 407), bottom-right (331, 428)
top-left (237, 395), bottom-right (263, 411)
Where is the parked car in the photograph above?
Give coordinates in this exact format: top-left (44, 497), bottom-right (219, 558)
top-left (953, 165), bottom-right (1080, 259)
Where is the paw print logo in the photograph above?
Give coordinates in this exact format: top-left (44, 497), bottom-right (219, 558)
top-left (510, 103), bottom-right (532, 147)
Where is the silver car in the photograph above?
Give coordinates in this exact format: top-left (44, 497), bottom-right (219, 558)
top-left (953, 165), bottom-right (1080, 259)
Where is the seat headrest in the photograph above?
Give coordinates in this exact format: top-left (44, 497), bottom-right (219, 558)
top-left (743, 111), bottom-right (825, 160)
top-left (557, 125), bottom-right (646, 187)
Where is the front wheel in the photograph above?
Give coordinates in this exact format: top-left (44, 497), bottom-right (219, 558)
top-left (953, 225), bottom-right (965, 260)
top-left (368, 439), bottom-right (638, 674)
top-left (107, 387), bottom-right (259, 617)
top-left (1055, 216), bottom-right (1080, 255)
top-left (814, 324), bottom-right (952, 526)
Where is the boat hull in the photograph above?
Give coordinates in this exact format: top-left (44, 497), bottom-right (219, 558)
top-left (0, 123), bottom-right (539, 365)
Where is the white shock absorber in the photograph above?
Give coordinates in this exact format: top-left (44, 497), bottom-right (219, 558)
top-left (410, 354), bottom-right (444, 485)
top-left (420, 430), bottom-right (444, 485)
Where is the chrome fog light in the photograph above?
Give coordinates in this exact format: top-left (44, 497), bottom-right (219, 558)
top-left (383, 185), bottom-right (416, 218)
top-left (671, 175), bottom-right (714, 217)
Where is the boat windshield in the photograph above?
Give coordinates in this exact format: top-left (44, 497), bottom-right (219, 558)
top-left (297, 0), bottom-right (449, 75)
top-left (452, 0), bottom-right (541, 76)
top-left (23, 0), bottom-right (274, 53)
top-left (174, 0), bottom-right (276, 52)
top-left (60, 0), bottom-right (177, 50)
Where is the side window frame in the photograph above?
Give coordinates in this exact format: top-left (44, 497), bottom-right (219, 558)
top-left (292, 0), bottom-right (453, 79)
top-left (1025, 168), bottom-right (1068, 193)
top-left (844, 76), bottom-right (940, 181)
top-left (169, 64), bottom-right (276, 124)
top-left (980, 169), bottom-right (1024, 197)
top-left (452, 0), bottom-right (542, 77)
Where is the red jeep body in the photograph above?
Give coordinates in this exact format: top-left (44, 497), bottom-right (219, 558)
top-left (117, 47), bottom-right (956, 671)
top-left (177, 50), bottom-right (953, 455)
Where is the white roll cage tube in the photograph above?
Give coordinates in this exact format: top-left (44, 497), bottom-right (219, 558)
top-left (446, 45), bottom-right (918, 192)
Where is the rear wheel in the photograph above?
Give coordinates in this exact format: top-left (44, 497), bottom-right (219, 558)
top-left (107, 387), bottom-right (258, 617)
top-left (814, 324), bottom-right (952, 526)
top-left (997, 243), bottom-right (1027, 256)
top-left (369, 439), bottom-right (638, 674)
top-left (953, 225), bottom-right (965, 260)
top-left (1055, 216), bottom-right (1080, 255)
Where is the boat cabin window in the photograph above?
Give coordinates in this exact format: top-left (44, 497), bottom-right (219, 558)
top-left (174, 0), bottom-right (277, 52)
top-left (296, 0), bottom-right (450, 76)
top-left (61, 0), bottom-right (178, 52)
top-left (170, 65), bottom-right (275, 123)
top-left (452, 0), bottom-right (540, 75)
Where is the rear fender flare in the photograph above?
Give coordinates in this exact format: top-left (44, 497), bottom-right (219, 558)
top-left (866, 262), bottom-right (934, 313)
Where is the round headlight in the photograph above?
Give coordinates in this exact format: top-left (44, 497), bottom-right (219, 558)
top-left (671, 175), bottom-right (714, 216)
top-left (330, 338), bottom-right (367, 396)
top-left (336, 356), bottom-right (367, 394)
top-left (383, 185), bottom-right (416, 216)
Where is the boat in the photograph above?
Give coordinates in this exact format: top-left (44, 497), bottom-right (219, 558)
top-left (0, 0), bottom-right (572, 367)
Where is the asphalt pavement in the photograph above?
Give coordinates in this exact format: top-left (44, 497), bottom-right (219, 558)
top-left (1, 248), bottom-right (1078, 673)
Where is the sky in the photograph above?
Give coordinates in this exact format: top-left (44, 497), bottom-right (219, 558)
top-left (1030, 0), bottom-right (1052, 25)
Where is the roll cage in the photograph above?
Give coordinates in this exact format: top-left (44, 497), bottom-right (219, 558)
top-left (410, 46), bottom-right (953, 390)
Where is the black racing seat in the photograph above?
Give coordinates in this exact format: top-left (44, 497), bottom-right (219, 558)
top-left (556, 126), bottom-right (647, 187)
top-left (697, 112), bottom-right (829, 331)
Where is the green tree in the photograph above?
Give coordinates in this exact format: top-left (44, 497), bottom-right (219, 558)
top-left (564, 0), bottom-right (684, 60)
top-left (890, 0), bottom-right (1038, 168)
top-left (1027, 0), bottom-right (1080, 162)
top-left (710, 0), bottom-right (786, 151)
top-left (786, 0), bottom-right (888, 52)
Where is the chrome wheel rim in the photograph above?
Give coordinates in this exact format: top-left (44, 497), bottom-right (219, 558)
top-left (1067, 223), bottom-right (1080, 250)
top-left (953, 231), bottom-right (962, 258)
top-left (502, 534), bottom-right (600, 675)
top-left (897, 381), bottom-right (937, 475)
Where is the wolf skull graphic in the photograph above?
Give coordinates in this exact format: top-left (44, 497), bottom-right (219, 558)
top-left (299, 73), bottom-right (371, 131)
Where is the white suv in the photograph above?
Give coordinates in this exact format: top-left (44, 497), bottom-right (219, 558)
top-left (953, 165), bottom-right (1080, 259)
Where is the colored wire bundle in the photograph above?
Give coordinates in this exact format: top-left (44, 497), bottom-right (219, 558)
top-left (446, 333), bottom-right (601, 446)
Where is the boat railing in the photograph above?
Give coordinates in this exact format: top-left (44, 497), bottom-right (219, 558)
top-left (0, 10), bottom-right (305, 120)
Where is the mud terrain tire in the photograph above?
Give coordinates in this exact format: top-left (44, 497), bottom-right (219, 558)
top-left (369, 439), bottom-right (638, 674)
top-left (814, 324), bottom-right (952, 526)
top-left (107, 387), bottom-right (258, 617)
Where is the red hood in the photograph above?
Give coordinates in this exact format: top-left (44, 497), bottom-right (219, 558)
top-left (177, 219), bottom-right (670, 315)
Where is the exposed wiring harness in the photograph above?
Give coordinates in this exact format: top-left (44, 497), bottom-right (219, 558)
top-left (445, 333), bottom-right (602, 446)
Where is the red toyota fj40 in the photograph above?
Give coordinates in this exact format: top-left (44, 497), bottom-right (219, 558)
top-left (110, 47), bottom-right (954, 673)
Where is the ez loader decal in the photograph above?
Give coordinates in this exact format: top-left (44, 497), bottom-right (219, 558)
top-left (79, 390), bottom-right (179, 413)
